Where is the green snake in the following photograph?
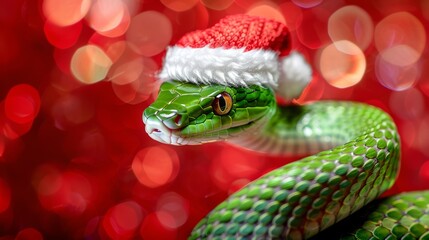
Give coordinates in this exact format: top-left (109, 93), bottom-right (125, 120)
top-left (143, 80), bottom-right (429, 239)
top-left (142, 14), bottom-right (429, 238)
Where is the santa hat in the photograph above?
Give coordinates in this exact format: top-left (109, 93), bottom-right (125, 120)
top-left (159, 14), bottom-right (312, 101)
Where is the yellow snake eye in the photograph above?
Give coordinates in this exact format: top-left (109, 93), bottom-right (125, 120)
top-left (212, 92), bottom-right (232, 116)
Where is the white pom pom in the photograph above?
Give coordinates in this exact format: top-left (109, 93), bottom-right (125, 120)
top-left (276, 51), bottom-right (312, 101)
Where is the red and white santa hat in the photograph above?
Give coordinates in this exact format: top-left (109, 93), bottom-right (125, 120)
top-left (159, 14), bottom-right (312, 101)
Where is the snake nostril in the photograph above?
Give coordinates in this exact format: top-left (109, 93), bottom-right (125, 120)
top-left (152, 128), bottom-right (161, 133)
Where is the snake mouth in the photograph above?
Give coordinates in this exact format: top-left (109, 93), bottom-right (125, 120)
top-left (144, 115), bottom-right (259, 145)
top-left (144, 115), bottom-right (191, 145)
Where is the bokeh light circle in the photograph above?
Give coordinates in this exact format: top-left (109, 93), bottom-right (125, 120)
top-left (71, 44), bottom-right (113, 84)
top-left (43, 0), bottom-right (91, 27)
top-left (96, 7), bottom-right (131, 38)
top-left (87, 0), bottom-right (126, 34)
top-left (375, 12), bottom-right (426, 66)
top-left (102, 201), bottom-right (143, 239)
top-left (5, 84), bottom-right (41, 124)
top-left (132, 146), bottom-right (180, 188)
top-left (44, 21), bottom-right (83, 49)
top-left (379, 45), bottom-right (421, 67)
top-left (156, 192), bottom-right (189, 229)
top-left (126, 11), bottom-right (172, 57)
top-left (319, 40), bottom-right (366, 88)
top-left (247, 2), bottom-right (286, 24)
top-left (328, 5), bottom-right (374, 51)
top-left (375, 53), bottom-right (421, 91)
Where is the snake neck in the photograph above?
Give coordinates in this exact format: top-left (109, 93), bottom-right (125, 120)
top-left (228, 102), bottom-right (368, 156)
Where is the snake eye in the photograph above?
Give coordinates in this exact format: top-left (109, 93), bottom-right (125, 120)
top-left (212, 92), bottom-right (232, 116)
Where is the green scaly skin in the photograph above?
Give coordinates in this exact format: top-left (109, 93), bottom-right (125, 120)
top-left (143, 80), bottom-right (426, 239)
top-left (313, 191), bottom-right (429, 239)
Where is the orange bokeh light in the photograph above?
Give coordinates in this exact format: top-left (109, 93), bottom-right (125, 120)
top-left (328, 5), bottom-right (374, 51)
top-left (43, 0), bottom-right (91, 27)
top-left (44, 21), bottom-right (83, 49)
top-left (319, 40), bottom-right (366, 88)
top-left (132, 146), bottom-right (179, 188)
top-left (247, 2), bottom-right (286, 24)
top-left (71, 45), bottom-right (113, 84)
top-left (87, 0), bottom-right (129, 36)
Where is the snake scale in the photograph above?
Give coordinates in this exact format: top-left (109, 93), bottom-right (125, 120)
top-left (142, 15), bottom-right (429, 240)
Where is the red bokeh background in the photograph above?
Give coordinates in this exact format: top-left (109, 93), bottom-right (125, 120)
top-left (1, 0), bottom-right (429, 239)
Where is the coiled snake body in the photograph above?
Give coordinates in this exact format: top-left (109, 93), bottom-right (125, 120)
top-left (143, 80), bottom-right (429, 239)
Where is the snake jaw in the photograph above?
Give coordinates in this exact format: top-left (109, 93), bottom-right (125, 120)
top-left (144, 113), bottom-right (257, 146)
top-left (144, 115), bottom-right (171, 144)
top-left (144, 115), bottom-right (197, 145)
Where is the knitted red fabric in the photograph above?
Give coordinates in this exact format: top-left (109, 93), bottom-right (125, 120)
top-left (176, 15), bottom-right (291, 55)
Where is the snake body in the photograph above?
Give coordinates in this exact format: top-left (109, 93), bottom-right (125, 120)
top-left (142, 80), bottom-right (429, 239)
top-left (314, 191), bottom-right (429, 239)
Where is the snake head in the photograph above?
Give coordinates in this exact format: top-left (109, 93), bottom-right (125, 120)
top-left (143, 80), bottom-right (275, 145)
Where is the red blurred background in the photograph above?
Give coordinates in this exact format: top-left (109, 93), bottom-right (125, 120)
top-left (1, 0), bottom-right (429, 239)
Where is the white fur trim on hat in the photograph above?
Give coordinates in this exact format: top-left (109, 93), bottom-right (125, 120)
top-left (277, 51), bottom-right (312, 101)
top-left (159, 46), bottom-right (280, 89)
